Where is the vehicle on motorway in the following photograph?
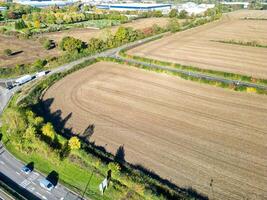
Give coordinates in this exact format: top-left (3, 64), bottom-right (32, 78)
top-left (39, 179), bottom-right (55, 191)
top-left (6, 83), bottom-right (13, 90)
top-left (14, 75), bottom-right (32, 86)
top-left (21, 165), bottom-right (32, 174)
top-left (36, 70), bottom-right (50, 78)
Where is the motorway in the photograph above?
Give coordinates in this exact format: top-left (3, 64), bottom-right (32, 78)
top-left (0, 32), bottom-right (267, 200)
top-left (0, 143), bottom-right (79, 200)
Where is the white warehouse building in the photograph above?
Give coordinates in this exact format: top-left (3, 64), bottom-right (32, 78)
top-left (177, 2), bottom-right (215, 15)
top-left (96, 3), bottom-right (172, 13)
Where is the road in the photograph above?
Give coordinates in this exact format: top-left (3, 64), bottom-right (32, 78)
top-left (0, 143), bottom-right (80, 200)
top-left (111, 55), bottom-right (267, 90)
top-left (0, 31), bottom-right (266, 200)
top-left (0, 188), bottom-right (14, 200)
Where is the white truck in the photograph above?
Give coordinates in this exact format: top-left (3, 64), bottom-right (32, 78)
top-left (15, 75), bottom-right (32, 86)
top-left (36, 70), bottom-right (49, 78)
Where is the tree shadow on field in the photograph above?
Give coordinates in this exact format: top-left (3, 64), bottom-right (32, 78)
top-left (37, 97), bottom-right (208, 200)
top-left (114, 145), bottom-right (125, 164)
top-left (11, 50), bottom-right (23, 56)
top-left (35, 98), bottom-right (73, 139)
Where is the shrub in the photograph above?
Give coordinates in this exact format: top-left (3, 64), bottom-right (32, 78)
top-left (15, 19), bottom-right (27, 30)
top-left (167, 18), bottom-right (180, 33)
top-left (246, 87), bottom-right (257, 93)
top-left (41, 122), bottom-right (56, 141)
top-left (59, 36), bottom-right (86, 53)
top-left (3, 49), bottom-right (12, 56)
top-left (68, 136), bottom-right (81, 150)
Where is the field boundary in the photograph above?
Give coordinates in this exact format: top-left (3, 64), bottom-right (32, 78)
top-left (118, 49), bottom-right (267, 88)
top-left (101, 56), bottom-right (267, 95)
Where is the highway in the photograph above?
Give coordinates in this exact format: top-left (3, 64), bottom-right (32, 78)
top-left (0, 31), bottom-right (266, 200)
top-left (0, 143), bottom-right (79, 200)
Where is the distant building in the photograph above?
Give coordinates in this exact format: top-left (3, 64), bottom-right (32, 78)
top-left (177, 2), bottom-right (215, 15)
top-left (16, 0), bottom-right (76, 8)
top-left (96, 3), bottom-right (172, 13)
top-left (220, 2), bottom-right (249, 9)
top-left (0, 6), bottom-right (7, 11)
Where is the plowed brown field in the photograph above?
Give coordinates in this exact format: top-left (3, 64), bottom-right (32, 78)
top-left (128, 10), bottom-right (267, 79)
top-left (43, 62), bottom-right (267, 200)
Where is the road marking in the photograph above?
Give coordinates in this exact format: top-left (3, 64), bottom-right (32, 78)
top-left (36, 192), bottom-right (48, 200)
top-left (28, 186), bottom-right (35, 192)
top-left (16, 171), bottom-right (20, 175)
top-left (46, 190), bottom-right (51, 195)
top-left (29, 173), bottom-right (39, 181)
top-left (20, 180), bottom-right (30, 188)
top-left (0, 160), bottom-right (5, 165)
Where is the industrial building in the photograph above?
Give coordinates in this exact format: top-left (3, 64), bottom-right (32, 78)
top-left (177, 2), bottom-right (215, 15)
top-left (96, 3), bottom-right (172, 13)
top-left (15, 0), bottom-right (75, 8)
top-left (0, 6), bottom-right (7, 11)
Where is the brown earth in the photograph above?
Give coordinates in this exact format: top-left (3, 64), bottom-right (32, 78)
top-left (0, 34), bottom-right (60, 68)
top-left (43, 17), bottom-right (170, 42)
top-left (43, 61), bottom-right (267, 200)
top-left (127, 10), bottom-right (267, 79)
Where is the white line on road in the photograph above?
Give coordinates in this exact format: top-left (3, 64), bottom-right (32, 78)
top-left (35, 192), bottom-right (48, 200)
top-left (16, 171), bottom-right (20, 175)
top-left (28, 186), bottom-right (35, 192)
top-left (0, 160), bottom-right (5, 165)
top-left (46, 190), bottom-right (51, 195)
top-left (20, 180), bottom-right (30, 188)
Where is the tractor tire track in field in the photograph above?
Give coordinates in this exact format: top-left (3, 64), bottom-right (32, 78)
top-left (43, 62), bottom-right (267, 200)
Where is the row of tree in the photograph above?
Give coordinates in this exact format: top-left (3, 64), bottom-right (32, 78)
top-left (22, 11), bottom-right (128, 26)
top-left (58, 24), bottom-right (169, 54)
top-left (0, 2), bottom-right (40, 20)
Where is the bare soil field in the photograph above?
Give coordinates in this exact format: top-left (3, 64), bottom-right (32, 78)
top-left (0, 35), bottom-right (60, 68)
top-left (43, 61), bottom-right (267, 200)
top-left (43, 17), bottom-right (169, 42)
top-left (128, 10), bottom-right (267, 79)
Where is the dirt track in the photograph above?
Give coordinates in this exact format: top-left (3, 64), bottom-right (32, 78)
top-left (128, 10), bottom-right (267, 79)
top-left (44, 17), bottom-right (169, 42)
top-left (43, 62), bottom-right (267, 200)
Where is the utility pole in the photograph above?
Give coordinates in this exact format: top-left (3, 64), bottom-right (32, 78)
top-left (81, 169), bottom-right (95, 200)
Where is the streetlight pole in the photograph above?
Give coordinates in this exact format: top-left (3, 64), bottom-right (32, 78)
top-left (81, 169), bottom-right (95, 200)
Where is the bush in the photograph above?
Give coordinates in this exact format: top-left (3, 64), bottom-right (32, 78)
top-left (15, 19), bottom-right (27, 30)
top-left (167, 18), bottom-right (180, 33)
top-left (246, 87), bottom-right (257, 93)
top-left (68, 136), bottom-right (81, 150)
top-left (59, 36), bottom-right (86, 53)
top-left (3, 49), bottom-right (12, 56)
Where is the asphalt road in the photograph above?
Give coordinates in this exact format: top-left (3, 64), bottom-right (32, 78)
top-left (0, 143), bottom-right (80, 200)
top-left (0, 31), bottom-right (266, 200)
top-left (0, 188), bottom-right (14, 200)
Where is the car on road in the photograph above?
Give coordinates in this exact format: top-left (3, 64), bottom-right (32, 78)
top-left (39, 179), bottom-right (55, 191)
top-left (21, 165), bottom-right (32, 174)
